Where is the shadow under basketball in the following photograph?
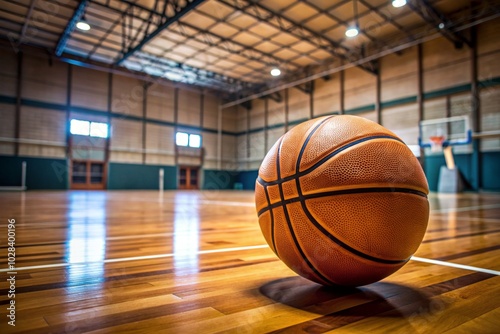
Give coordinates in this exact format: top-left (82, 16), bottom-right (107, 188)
top-left (259, 276), bottom-right (432, 318)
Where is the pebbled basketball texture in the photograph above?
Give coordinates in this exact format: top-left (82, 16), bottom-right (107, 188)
top-left (255, 115), bottom-right (429, 287)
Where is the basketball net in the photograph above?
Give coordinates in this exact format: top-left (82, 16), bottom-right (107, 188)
top-left (429, 135), bottom-right (445, 153)
top-left (429, 135), bottom-right (455, 170)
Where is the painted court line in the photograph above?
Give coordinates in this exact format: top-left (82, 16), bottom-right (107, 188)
top-left (0, 244), bottom-right (269, 272)
top-left (2, 244), bottom-right (499, 277)
top-left (411, 256), bottom-right (500, 276)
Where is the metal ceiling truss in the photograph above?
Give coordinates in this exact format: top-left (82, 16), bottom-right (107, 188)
top-left (407, 0), bottom-right (471, 48)
top-left (218, 0), bottom-right (378, 75)
top-left (170, 21), bottom-right (288, 72)
top-left (133, 51), bottom-right (253, 92)
top-left (55, 0), bottom-right (90, 56)
top-left (116, 0), bottom-right (206, 65)
top-left (85, 0), bottom-right (258, 91)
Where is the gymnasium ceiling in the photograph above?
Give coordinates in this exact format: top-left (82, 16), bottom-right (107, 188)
top-left (1, 0), bottom-right (499, 102)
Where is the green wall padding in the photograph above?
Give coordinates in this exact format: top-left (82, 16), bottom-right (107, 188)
top-left (236, 170), bottom-right (259, 190)
top-left (0, 155), bottom-right (68, 189)
top-left (482, 152), bottom-right (500, 191)
top-left (203, 169), bottom-right (237, 190)
top-left (107, 163), bottom-right (177, 190)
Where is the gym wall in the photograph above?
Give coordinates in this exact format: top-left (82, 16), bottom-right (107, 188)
top-left (0, 47), bottom-right (237, 189)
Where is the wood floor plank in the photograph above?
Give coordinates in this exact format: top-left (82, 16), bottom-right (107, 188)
top-left (0, 190), bottom-right (499, 333)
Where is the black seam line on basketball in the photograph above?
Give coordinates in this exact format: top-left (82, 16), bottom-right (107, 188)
top-left (299, 198), bottom-right (408, 265)
top-left (276, 136), bottom-right (336, 286)
top-left (257, 135), bottom-right (405, 187)
top-left (296, 115), bottom-right (336, 173)
top-left (263, 185), bottom-right (277, 254)
top-left (257, 187), bottom-right (428, 217)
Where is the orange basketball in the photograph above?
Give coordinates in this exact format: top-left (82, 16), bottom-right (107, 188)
top-left (255, 115), bottom-right (429, 287)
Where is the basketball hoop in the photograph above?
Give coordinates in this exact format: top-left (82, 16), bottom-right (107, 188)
top-left (429, 135), bottom-right (445, 153)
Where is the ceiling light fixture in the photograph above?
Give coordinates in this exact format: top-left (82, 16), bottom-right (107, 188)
top-left (392, 0), bottom-right (407, 8)
top-left (346, 0), bottom-right (359, 38)
top-left (345, 26), bottom-right (359, 37)
top-left (270, 68), bottom-right (281, 77)
top-left (76, 16), bottom-right (91, 31)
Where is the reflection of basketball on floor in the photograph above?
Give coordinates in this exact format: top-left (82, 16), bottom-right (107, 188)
top-left (255, 115), bottom-right (430, 287)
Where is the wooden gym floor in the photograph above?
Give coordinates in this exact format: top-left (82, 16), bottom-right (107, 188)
top-left (0, 190), bottom-right (499, 333)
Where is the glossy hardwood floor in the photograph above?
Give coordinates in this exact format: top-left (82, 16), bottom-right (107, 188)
top-left (0, 190), bottom-right (499, 333)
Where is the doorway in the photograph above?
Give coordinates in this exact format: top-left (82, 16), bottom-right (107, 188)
top-left (179, 166), bottom-right (199, 189)
top-left (71, 160), bottom-right (106, 190)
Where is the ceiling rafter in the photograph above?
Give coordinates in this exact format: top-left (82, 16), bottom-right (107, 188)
top-left (171, 21), bottom-right (290, 71)
top-left (116, 0), bottom-right (206, 65)
top-left (218, 0), bottom-right (378, 75)
top-left (407, 0), bottom-right (471, 48)
top-left (55, 0), bottom-right (90, 56)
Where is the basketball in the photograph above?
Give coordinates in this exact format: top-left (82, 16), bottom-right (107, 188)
top-left (255, 115), bottom-right (430, 287)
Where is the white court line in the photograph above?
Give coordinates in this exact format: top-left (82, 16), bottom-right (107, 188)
top-left (2, 243), bottom-right (499, 277)
top-left (411, 256), bottom-right (500, 276)
top-left (0, 244), bottom-right (269, 272)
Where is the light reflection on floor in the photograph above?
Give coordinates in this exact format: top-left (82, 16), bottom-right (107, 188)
top-left (67, 192), bottom-right (106, 286)
top-left (173, 192), bottom-right (200, 275)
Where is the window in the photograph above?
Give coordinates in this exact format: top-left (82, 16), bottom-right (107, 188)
top-left (70, 120), bottom-right (90, 136)
top-left (70, 119), bottom-right (109, 138)
top-left (176, 132), bottom-right (201, 148)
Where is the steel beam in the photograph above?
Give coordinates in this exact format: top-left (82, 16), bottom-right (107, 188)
top-left (218, 0), bottom-right (377, 75)
top-left (407, 0), bottom-right (471, 48)
top-left (116, 0), bottom-right (206, 65)
top-left (55, 0), bottom-right (90, 56)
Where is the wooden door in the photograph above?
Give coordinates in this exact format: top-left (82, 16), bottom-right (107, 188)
top-left (179, 166), bottom-right (199, 190)
top-left (71, 160), bottom-right (106, 190)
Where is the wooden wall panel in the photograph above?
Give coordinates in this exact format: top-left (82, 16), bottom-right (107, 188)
top-left (424, 60), bottom-right (471, 92)
top-left (450, 93), bottom-right (471, 117)
top-left (267, 127), bottom-right (284, 152)
top-left (236, 106), bottom-right (247, 133)
top-left (478, 51), bottom-right (500, 80)
top-left (221, 134), bottom-right (236, 170)
top-left (288, 88), bottom-right (309, 122)
top-left (249, 132), bottom-right (265, 162)
top-left (178, 90), bottom-right (201, 127)
top-left (381, 47), bottom-right (418, 80)
top-left (111, 76), bottom-right (144, 117)
top-left (109, 118), bottom-right (142, 163)
top-left (203, 132), bottom-right (217, 169)
top-left (19, 107), bottom-right (66, 157)
top-left (381, 103), bottom-right (419, 145)
top-left (356, 110), bottom-right (377, 123)
top-left (344, 83), bottom-right (376, 111)
top-left (477, 19), bottom-right (500, 55)
top-left (313, 77), bottom-right (340, 115)
top-left (268, 97), bottom-right (285, 126)
top-left (71, 66), bottom-right (108, 111)
top-left (381, 48), bottom-right (418, 102)
top-left (423, 37), bottom-right (470, 69)
top-left (480, 86), bottom-right (500, 152)
top-left (250, 99), bottom-right (265, 130)
top-left (145, 123), bottom-right (175, 165)
top-left (147, 84), bottom-right (175, 122)
top-left (69, 110), bottom-right (108, 123)
top-left (236, 134), bottom-right (247, 164)
top-left (203, 95), bottom-right (220, 130)
top-left (424, 98), bottom-right (447, 120)
top-left (0, 103), bottom-right (16, 154)
top-left (22, 54), bottom-right (67, 104)
top-left (222, 107), bottom-right (238, 133)
top-left (0, 48), bottom-right (17, 97)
